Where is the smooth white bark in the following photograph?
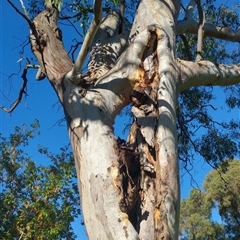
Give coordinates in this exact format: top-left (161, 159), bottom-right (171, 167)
top-left (177, 20), bottom-right (240, 42)
top-left (179, 60), bottom-right (240, 92)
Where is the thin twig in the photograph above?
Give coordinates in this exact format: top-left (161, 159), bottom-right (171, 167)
top-left (7, 0), bottom-right (31, 24)
top-left (19, 0), bottom-right (29, 19)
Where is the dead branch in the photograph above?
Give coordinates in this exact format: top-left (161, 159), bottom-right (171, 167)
top-left (177, 19), bottom-right (240, 42)
top-left (0, 64), bottom-right (40, 113)
top-left (7, 0), bottom-right (43, 59)
top-left (7, 0), bottom-right (31, 24)
top-left (19, 0), bottom-right (29, 19)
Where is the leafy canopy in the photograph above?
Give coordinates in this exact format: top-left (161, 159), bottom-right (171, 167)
top-left (0, 121), bottom-right (80, 239)
top-left (180, 160), bottom-right (240, 240)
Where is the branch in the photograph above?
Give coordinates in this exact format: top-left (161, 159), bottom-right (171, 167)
top-left (7, 0), bottom-right (42, 54)
top-left (7, 0), bottom-right (31, 25)
top-left (19, 0), bottom-right (29, 18)
top-left (67, 0), bottom-right (103, 84)
top-left (119, 0), bottom-right (125, 32)
top-left (177, 20), bottom-right (240, 42)
top-left (0, 64), bottom-right (39, 113)
top-left (85, 10), bottom-right (130, 82)
top-left (179, 60), bottom-right (240, 92)
top-left (178, 0), bottom-right (240, 42)
top-left (184, 0), bottom-right (196, 20)
top-left (195, 0), bottom-right (204, 62)
top-left (179, 34), bottom-right (193, 61)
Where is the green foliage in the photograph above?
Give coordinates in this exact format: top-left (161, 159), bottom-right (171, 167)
top-left (180, 160), bottom-right (240, 240)
top-left (204, 160), bottom-right (240, 239)
top-left (180, 189), bottom-right (225, 240)
top-left (0, 121), bottom-right (80, 239)
top-left (177, 1), bottom-right (240, 171)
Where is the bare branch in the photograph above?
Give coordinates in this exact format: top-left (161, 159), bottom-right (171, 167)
top-left (178, 0), bottom-right (240, 42)
top-left (7, 0), bottom-right (31, 24)
top-left (19, 0), bottom-right (29, 19)
top-left (0, 64), bottom-right (39, 113)
top-left (179, 60), bottom-right (240, 92)
top-left (67, 0), bottom-right (103, 84)
top-left (7, 0), bottom-right (43, 56)
top-left (195, 0), bottom-right (204, 61)
top-left (177, 20), bottom-right (240, 42)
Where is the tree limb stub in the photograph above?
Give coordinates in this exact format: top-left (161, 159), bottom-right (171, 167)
top-left (184, 0), bottom-right (196, 21)
top-left (180, 60), bottom-right (240, 91)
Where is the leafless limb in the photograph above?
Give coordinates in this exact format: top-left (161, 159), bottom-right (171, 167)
top-left (59, 11), bottom-right (82, 20)
top-left (64, 19), bottom-right (83, 37)
top-left (68, 40), bottom-right (83, 63)
top-left (67, 0), bottom-right (103, 84)
top-left (19, 0), bottom-right (29, 19)
top-left (7, 0), bottom-right (42, 57)
top-left (0, 64), bottom-right (40, 113)
top-left (7, 0), bottom-right (31, 24)
top-left (195, 0), bottom-right (204, 61)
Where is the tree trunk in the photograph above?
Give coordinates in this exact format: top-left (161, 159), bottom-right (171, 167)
top-left (28, 0), bottom-right (205, 239)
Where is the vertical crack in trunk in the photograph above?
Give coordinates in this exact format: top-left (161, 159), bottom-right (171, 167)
top-left (123, 29), bottom-right (160, 237)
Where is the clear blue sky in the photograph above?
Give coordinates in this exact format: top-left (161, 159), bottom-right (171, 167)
top-left (0, 1), bottom-right (239, 239)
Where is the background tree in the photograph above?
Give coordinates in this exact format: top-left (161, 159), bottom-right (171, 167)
top-left (204, 160), bottom-right (240, 239)
top-left (1, 0), bottom-right (240, 239)
top-left (180, 160), bottom-right (240, 240)
top-left (0, 121), bottom-right (80, 239)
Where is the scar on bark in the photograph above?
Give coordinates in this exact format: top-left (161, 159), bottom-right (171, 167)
top-left (130, 27), bottom-right (159, 108)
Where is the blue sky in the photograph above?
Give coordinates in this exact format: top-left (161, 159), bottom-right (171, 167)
top-left (0, 0), bottom-right (239, 239)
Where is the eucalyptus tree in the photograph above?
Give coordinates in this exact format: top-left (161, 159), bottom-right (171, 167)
top-left (2, 0), bottom-right (240, 239)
